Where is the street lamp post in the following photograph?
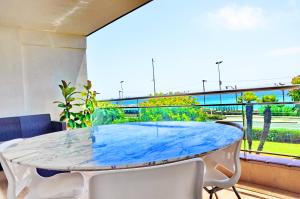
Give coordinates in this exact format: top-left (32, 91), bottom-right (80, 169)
top-left (275, 82), bottom-right (286, 102)
top-left (202, 80), bottom-right (207, 105)
top-left (120, 81), bottom-right (124, 98)
top-left (279, 82), bottom-right (285, 102)
top-left (234, 85), bottom-right (238, 103)
top-left (152, 58), bottom-right (157, 95)
top-left (216, 61), bottom-right (223, 104)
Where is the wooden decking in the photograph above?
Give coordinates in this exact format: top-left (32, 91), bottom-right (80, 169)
top-left (0, 172), bottom-right (299, 199)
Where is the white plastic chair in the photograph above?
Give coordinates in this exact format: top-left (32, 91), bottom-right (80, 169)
top-left (89, 158), bottom-right (204, 199)
top-left (0, 139), bottom-right (84, 199)
top-left (202, 140), bottom-right (242, 199)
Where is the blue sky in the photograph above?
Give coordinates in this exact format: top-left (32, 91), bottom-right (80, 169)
top-left (87, 0), bottom-right (300, 99)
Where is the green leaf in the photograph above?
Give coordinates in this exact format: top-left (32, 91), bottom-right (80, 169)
top-left (64, 111), bottom-right (70, 118)
top-left (68, 120), bottom-right (75, 129)
top-left (66, 97), bottom-right (76, 102)
top-left (60, 115), bottom-right (66, 121)
top-left (58, 103), bottom-right (66, 108)
top-left (65, 87), bottom-right (76, 96)
top-left (81, 91), bottom-right (87, 97)
top-left (62, 80), bottom-right (68, 88)
top-left (86, 80), bottom-right (92, 90)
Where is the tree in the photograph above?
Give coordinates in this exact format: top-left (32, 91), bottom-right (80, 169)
top-left (289, 75), bottom-right (300, 115)
top-left (257, 95), bottom-right (277, 151)
top-left (289, 75), bottom-right (300, 101)
top-left (139, 95), bottom-right (207, 122)
top-left (238, 92), bottom-right (258, 150)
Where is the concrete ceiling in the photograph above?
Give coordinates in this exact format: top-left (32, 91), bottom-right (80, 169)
top-left (0, 0), bottom-right (151, 36)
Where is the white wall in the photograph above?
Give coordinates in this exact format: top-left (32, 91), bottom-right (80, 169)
top-left (0, 26), bottom-right (87, 120)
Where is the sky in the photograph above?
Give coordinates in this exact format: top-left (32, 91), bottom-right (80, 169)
top-left (87, 0), bottom-right (300, 99)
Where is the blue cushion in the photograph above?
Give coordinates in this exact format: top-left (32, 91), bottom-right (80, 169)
top-left (36, 168), bottom-right (68, 177)
top-left (287, 159), bottom-right (300, 167)
top-left (20, 114), bottom-right (53, 138)
top-left (0, 117), bottom-right (22, 142)
top-left (240, 153), bottom-right (272, 162)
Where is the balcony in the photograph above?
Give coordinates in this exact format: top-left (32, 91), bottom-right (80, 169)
top-left (1, 85), bottom-right (299, 198)
top-left (1, 0), bottom-right (300, 198)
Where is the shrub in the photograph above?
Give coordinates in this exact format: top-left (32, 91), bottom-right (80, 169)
top-left (252, 128), bottom-right (300, 143)
top-left (140, 107), bottom-right (207, 122)
top-left (206, 114), bottom-right (226, 120)
top-left (289, 75), bottom-right (300, 115)
top-left (237, 92), bottom-right (258, 103)
top-left (139, 95), bottom-right (207, 122)
top-left (289, 75), bottom-right (300, 102)
top-left (92, 102), bottom-right (125, 125)
top-left (258, 105), bottom-right (299, 116)
top-left (261, 94), bottom-right (277, 103)
top-left (140, 95), bottom-right (199, 106)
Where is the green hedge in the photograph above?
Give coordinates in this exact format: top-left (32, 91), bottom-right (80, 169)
top-left (206, 114), bottom-right (226, 120)
top-left (92, 108), bottom-right (125, 125)
top-left (140, 107), bottom-right (207, 122)
top-left (258, 105), bottom-right (299, 116)
top-left (252, 128), bottom-right (300, 143)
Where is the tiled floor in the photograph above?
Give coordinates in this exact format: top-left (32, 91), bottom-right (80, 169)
top-left (0, 172), bottom-right (299, 199)
top-left (204, 182), bottom-right (300, 199)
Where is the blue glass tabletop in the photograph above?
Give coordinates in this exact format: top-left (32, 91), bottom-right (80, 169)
top-left (90, 121), bottom-right (243, 168)
top-left (3, 121), bottom-right (243, 171)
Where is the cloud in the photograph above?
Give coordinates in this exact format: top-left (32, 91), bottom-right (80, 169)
top-left (209, 5), bottom-right (266, 30)
top-left (270, 47), bottom-right (300, 56)
top-left (287, 0), bottom-right (300, 18)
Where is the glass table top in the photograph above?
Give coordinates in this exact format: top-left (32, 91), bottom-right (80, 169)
top-left (3, 121), bottom-right (243, 171)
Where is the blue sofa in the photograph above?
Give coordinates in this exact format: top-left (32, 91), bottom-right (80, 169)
top-left (0, 114), bottom-right (66, 176)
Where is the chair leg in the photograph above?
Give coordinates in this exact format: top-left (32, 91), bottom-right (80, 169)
top-left (204, 187), bottom-right (214, 199)
top-left (214, 192), bottom-right (219, 199)
top-left (204, 187), bottom-right (210, 193)
top-left (232, 186), bottom-right (241, 199)
top-left (205, 187), bottom-right (221, 199)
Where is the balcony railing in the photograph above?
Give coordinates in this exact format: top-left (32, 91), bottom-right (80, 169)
top-left (94, 85), bottom-right (300, 159)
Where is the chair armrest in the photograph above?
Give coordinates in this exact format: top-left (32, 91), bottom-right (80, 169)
top-left (51, 121), bottom-right (67, 132)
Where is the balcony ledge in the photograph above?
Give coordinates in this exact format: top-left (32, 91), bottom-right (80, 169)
top-left (240, 153), bottom-right (300, 194)
top-left (240, 153), bottom-right (300, 168)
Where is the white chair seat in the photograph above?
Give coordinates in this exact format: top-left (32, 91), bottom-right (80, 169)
top-left (25, 172), bottom-right (84, 199)
top-left (203, 164), bottom-right (228, 187)
top-left (202, 139), bottom-right (242, 199)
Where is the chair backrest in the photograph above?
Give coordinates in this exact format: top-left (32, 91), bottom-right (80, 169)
top-left (89, 158), bottom-right (204, 199)
top-left (204, 140), bottom-right (242, 188)
top-left (0, 139), bottom-right (34, 199)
